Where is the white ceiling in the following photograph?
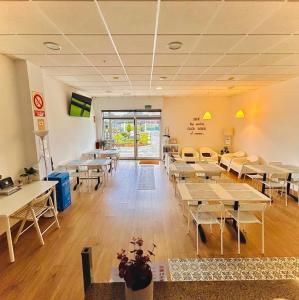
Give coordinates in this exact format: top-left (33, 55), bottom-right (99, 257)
top-left (1, 0), bottom-right (299, 97)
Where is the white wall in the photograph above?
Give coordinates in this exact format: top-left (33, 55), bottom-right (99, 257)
top-left (0, 54), bottom-right (28, 179)
top-left (230, 77), bottom-right (299, 165)
top-left (163, 96), bottom-right (231, 151)
top-left (44, 75), bottom-right (96, 167)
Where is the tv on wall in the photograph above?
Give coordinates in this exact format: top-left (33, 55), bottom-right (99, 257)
top-left (69, 93), bottom-right (92, 118)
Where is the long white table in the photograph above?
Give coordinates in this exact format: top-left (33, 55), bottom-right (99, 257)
top-left (84, 149), bottom-right (120, 159)
top-left (0, 180), bottom-right (58, 263)
top-left (64, 159), bottom-right (111, 190)
top-left (177, 182), bottom-right (270, 244)
top-left (169, 162), bottom-right (224, 178)
top-left (242, 164), bottom-right (299, 201)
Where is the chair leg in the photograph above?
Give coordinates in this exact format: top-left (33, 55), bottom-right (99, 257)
top-left (261, 213), bottom-right (265, 254)
top-left (237, 223), bottom-right (240, 255)
top-left (31, 210), bottom-right (44, 246)
top-left (196, 223), bottom-right (199, 255)
top-left (187, 209), bottom-right (190, 233)
top-left (14, 210), bottom-right (30, 244)
top-left (220, 221), bottom-right (223, 255)
top-left (49, 197), bottom-right (60, 229)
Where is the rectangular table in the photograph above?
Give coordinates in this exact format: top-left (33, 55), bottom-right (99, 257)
top-left (177, 182), bottom-right (270, 243)
top-left (242, 164), bottom-right (299, 201)
top-left (64, 159), bottom-right (111, 190)
top-left (84, 149), bottom-right (120, 159)
top-left (169, 162), bottom-right (224, 178)
top-left (0, 180), bottom-right (58, 263)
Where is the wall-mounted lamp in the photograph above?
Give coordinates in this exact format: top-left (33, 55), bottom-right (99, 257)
top-left (203, 111), bottom-right (212, 120)
top-left (235, 110), bottom-right (245, 119)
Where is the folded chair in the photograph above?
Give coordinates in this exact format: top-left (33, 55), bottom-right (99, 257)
top-left (11, 187), bottom-right (60, 246)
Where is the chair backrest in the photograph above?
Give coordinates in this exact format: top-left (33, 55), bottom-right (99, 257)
top-left (234, 151), bottom-right (245, 157)
top-left (81, 154), bottom-right (93, 160)
top-left (238, 203), bottom-right (267, 212)
top-left (32, 187), bottom-right (54, 207)
top-left (200, 147), bottom-right (214, 154)
top-left (269, 161), bottom-right (282, 166)
top-left (182, 147), bottom-right (196, 155)
top-left (247, 155), bottom-right (259, 163)
top-left (197, 203), bottom-right (224, 213)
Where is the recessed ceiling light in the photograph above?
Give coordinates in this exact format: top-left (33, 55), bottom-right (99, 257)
top-left (43, 42), bottom-right (61, 51)
top-left (168, 41), bottom-right (182, 51)
top-left (228, 76), bottom-right (235, 81)
top-left (156, 86), bottom-right (162, 90)
top-left (159, 76), bottom-right (167, 80)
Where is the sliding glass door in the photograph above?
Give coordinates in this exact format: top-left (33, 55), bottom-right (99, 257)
top-left (136, 119), bottom-right (161, 159)
top-left (102, 110), bottom-right (161, 160)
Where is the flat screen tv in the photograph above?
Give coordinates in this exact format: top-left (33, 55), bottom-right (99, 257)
top-left (69, 93), bottom-right (92, 117)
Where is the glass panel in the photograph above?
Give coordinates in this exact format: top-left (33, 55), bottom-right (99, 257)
top-left (137, 119), bottom-right (161, 159)
top-left (135, 111), bottom-right (161, 118)
top-left (110, 119), bottom-right (135, 158)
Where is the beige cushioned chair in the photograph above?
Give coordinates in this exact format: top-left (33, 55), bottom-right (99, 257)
top-left (181, 147), bottom-right (200, 162)
top-left (199, 147), bottom-right (218, 163)
top-left (220, 151), bottom-right (246, 170)
top-left (229, 155), bottom-right (259, 178)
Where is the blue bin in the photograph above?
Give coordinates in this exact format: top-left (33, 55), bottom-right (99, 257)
top-left (48, 172), bottom-right (71, 212)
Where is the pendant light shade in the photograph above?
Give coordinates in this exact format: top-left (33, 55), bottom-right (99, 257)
top-left (235, 110), bottom-right (245, 119)
top-left (203, 111), bottom-right (212, 120)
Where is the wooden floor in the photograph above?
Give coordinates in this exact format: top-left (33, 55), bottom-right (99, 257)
top-left (0, 161), bottom-right (299, 300)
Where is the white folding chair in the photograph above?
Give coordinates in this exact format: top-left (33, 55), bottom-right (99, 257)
top-left (188, 203), bottom-right (225, 255)
top-left (262, 172), bottom-right (288, 205)
top-left (227, 203), bottom-right (267, 254)
top-left (288, 179), bottom-right (299, 206)
top-left (11, 187), bottom-right (60, 245)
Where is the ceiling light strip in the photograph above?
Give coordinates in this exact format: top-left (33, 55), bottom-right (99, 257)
top-left (168, 0), bottom-right (286, 96)
top-left (166, 0), bottom-right (225, 89)
top-left (93, 0), bottom-right (132, 89)
top-left (30, 0), bottom-right (110, 88)
top-left (149, 0), bottom-right (161, 91)
top-left (195, 1), bottom-right (288, 93)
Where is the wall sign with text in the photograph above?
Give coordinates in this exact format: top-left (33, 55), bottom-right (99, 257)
top-left (187, 117), bottom-right (206, 135)
top-left (32, 91), bottom-right (45, 117)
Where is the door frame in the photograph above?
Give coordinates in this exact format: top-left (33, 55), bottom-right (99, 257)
top-left (102, 110), bottom-right (162, 160)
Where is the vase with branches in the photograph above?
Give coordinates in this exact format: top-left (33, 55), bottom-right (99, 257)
top-left (117, 237), bottom-right (156, 300)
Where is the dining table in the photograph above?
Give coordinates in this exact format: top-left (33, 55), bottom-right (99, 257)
top-left (242, 164), bottom-right (299, 202)
top-left (64, 158), bottom-right (111, 190)
top-left (84, 149), bottom-right (120, 159)
top-left (177, 182), bottom-right (270, 243)
top-left (169, 162), bottom-right (225, 178)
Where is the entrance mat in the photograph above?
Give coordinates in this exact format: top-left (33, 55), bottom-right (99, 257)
top-left (137, 166), bottom-right (156, 190)
top-left (169, 257), bottom-right (299, 281)
top-left (139, 160), bottom-right (160, 165)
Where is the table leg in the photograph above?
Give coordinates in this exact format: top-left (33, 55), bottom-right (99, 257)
top-left (5, 217), bottom-right (15, 263)
top-left (261, 173), bottom-right (267, 194)
top-left (198, 225), bottom-right (207, 243)
top-left (53, 185), bottom-right (58, 213)
top-left (73, 169), bottom-right (80, 191)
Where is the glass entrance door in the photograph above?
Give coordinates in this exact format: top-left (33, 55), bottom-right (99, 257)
top-left (136, 119), bottom-right (161, 159)
top-left (104, 118), bottom-right (135, 158)
top-left (102, 110), bottom-right (161, 160)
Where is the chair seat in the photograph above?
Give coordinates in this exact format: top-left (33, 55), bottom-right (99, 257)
top-left (190, 209), bottom-right (220, 225)
top-left (262, 181), bottom-right (285, 188)
top-left (247, 174), bottom-right (263, 180)
top-left (229, 211), bottom-right (261, 224)
top-left (11, 205), bottom-right (49, 220)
